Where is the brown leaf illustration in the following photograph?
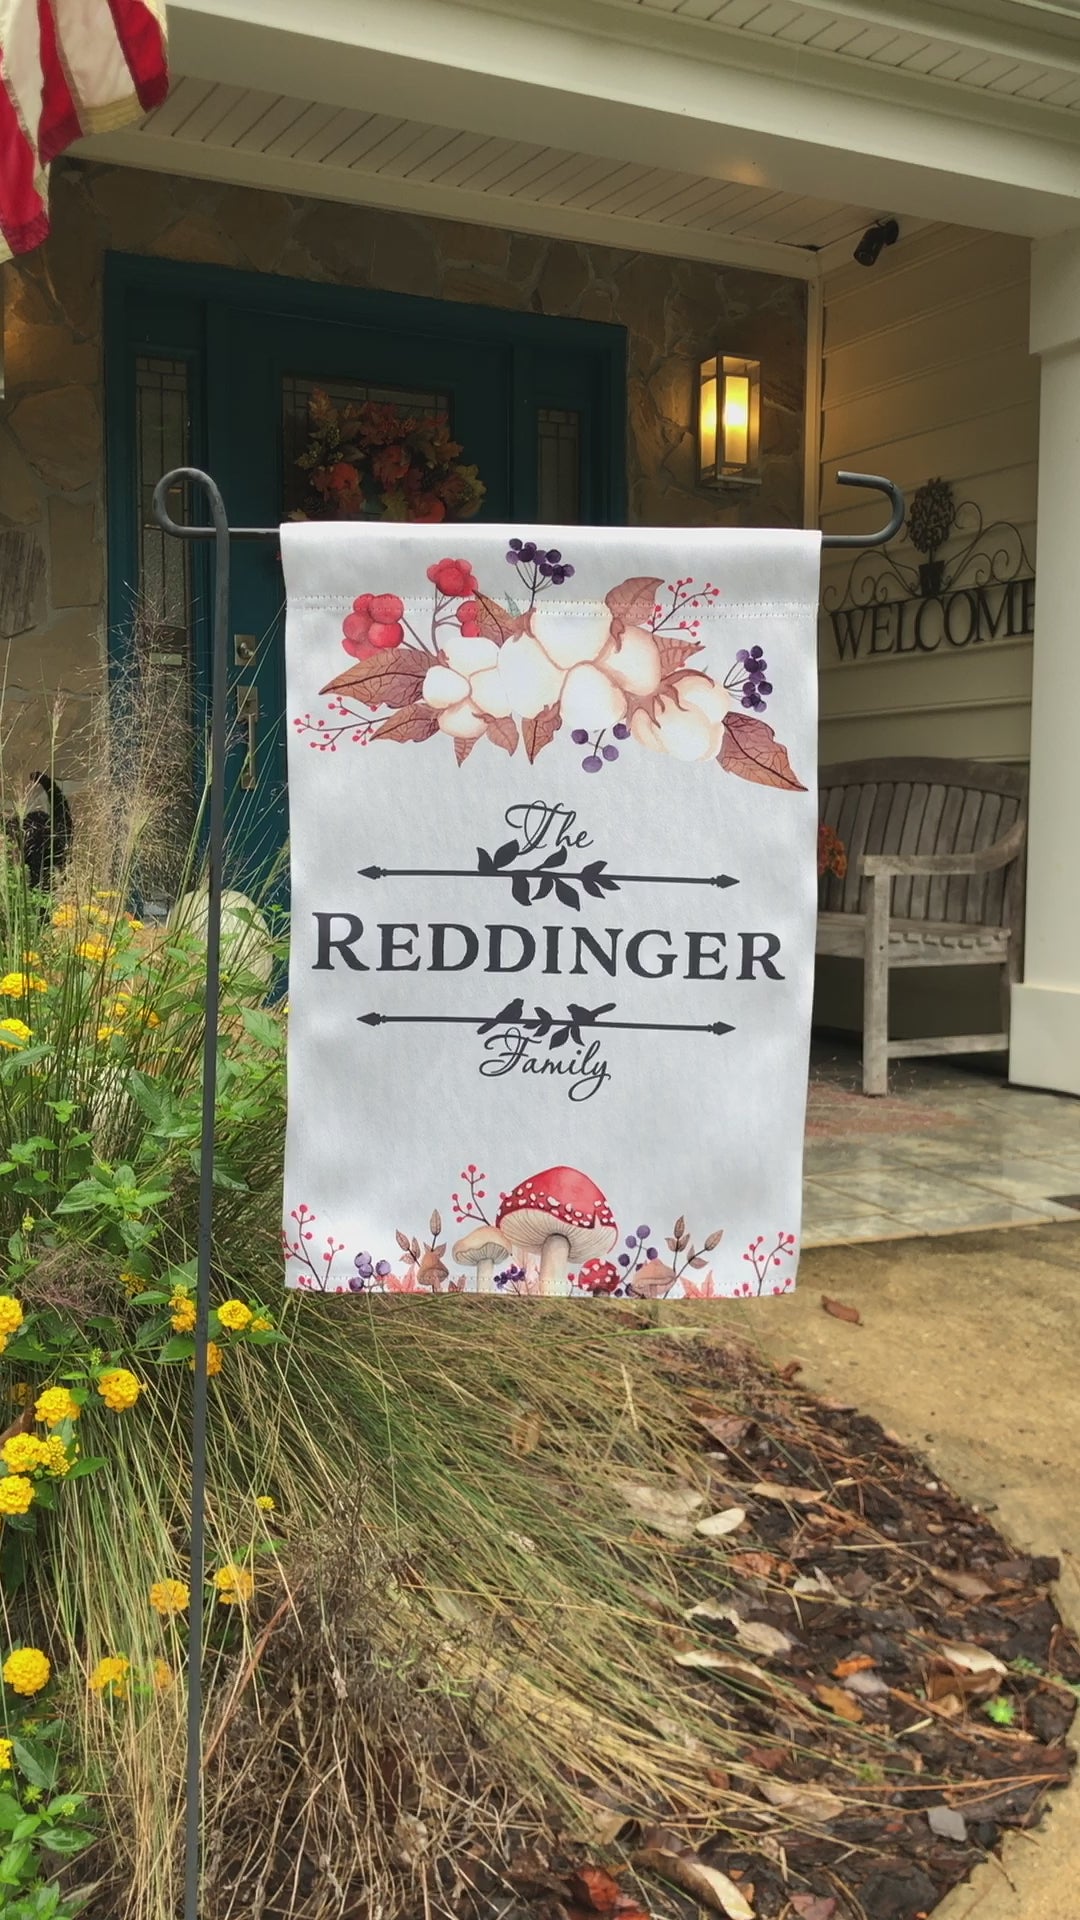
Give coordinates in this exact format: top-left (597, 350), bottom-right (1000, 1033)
top-left (485, 714), bottom-right (519, 755)
top-left (429, 1209), bottom-right (442, 1238)
top-left (395, 1229), bottom-right (413, 1255)
top-left (473, 593), bottom-right (527, 645)
top-left (656, 634), bottom-right (704, 679)
top-left (522, 702), bottom-right (562, 764)
top-left (371, 703), bottom-right (440, 745)
top-left (605, 576), bottom-right (663, 635)
top-left (455, 735), bottom-right (478, 767)
top-left (319, 644), bottom-right (430, 709)
top-left (719, 713), bottom-right (806, 792)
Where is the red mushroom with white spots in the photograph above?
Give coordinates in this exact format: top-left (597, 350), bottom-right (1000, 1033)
top-left (497, 1167), bottom-right (617, 1297)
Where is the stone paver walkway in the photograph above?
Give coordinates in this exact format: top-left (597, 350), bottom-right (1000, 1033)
top-left (804, 1047), bottom-right (1080, 1247)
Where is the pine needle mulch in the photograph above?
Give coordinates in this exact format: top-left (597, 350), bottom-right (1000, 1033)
top-left (72, 1304), bottom-right (1077, 1920)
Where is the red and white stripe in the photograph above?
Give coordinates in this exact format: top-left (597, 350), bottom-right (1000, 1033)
top-left (0, 0), bottom-right (168, 258)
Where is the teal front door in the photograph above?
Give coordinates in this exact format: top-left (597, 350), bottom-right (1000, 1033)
top-left (105, 255), bottom-right (627, 895)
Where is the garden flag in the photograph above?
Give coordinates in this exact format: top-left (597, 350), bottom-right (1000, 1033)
top-left (282, 522), bottom-right (821, 1299)
top-left (0, 0), bottom-right (168, 259)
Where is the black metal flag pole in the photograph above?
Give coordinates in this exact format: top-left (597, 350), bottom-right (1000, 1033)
top-left (150, 463), bottom-right (904, 1919)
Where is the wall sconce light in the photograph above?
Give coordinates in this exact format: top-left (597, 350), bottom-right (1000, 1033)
top-left (698, 352), bottom-right (761, 488)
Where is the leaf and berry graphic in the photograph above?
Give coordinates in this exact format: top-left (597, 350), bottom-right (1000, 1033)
top-left (293, 547), bottom-right (805, 790)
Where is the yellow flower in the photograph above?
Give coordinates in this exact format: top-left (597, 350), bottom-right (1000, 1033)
top-left (1, 1434), bottom-right (45, 1474)
top-left (212, 1564), bottom-right (254, 1606)
top-left (126, 918), bottom-right (145, 932)
top-left (76, 937), bottom-right (113, 963)
top-left (22, 950), bottom-right (40, 965)
top-left (97, 1368), bottom-right (142, 1412)
top-left (255, 1495), bottom-right (275, 1513)
top-left (94, 890), bottom-right (120, 901)
top-left (251, 1315), bottom-right (273, 1333)
top-left (20, 1214), bottom-right (34, 1234)
top-left (189, 1342), bottom-right (222, 1376)
top-left (96, 1025), bottom-right (119, 1044)
top-left (0, 1297), bottom-right (24, 1337)
top-left (40, 1437), bottom-right (70, 1477)
top-left (0, 1738), bottom-right (12, 1769)
top-left (0, 1476), bottom-right (35, 1516)
top-left (0, 1019), bottom-right (31, 1048)
top-left (148, 1579), bottom-right (189, 1617)
top-left (120, 1271), bottom-right (143, 1297)
top-left (152, 1659), bottom-right (173, 1691)
top-left (217, 1299), bottom-right (252, 1333)
top-left (0, 973), bottom-right (46, 995)
top-left (89, 1655), bottom-right (129, 1698)
top-left (51, 904), bottom-right (78, 929)
top-left (34, 1387), bottom-right (80, 1429)
top-left (171, 1299), bottom-right (196, 1334)
top-left (2, 1648), bottom-right (50, 1696)
top-left (8, 1383), bottom-right (31, 1408)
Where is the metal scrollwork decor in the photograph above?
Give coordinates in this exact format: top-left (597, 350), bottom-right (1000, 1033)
top-left (823, 477), bottom-right (1035, 662)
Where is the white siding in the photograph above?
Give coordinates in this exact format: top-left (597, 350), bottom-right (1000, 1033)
top-left (818, 224), bottom-right (1038, 768)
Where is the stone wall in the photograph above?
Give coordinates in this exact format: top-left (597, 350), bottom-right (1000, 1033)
top-left (0, 158), bottom-right (807, 787)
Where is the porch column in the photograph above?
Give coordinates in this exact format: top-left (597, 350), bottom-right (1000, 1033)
top-left (1011, 229), bottom-right (1080, 1096)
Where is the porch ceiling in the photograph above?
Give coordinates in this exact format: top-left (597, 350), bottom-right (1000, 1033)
top-left (75, 0), bottom-right (1080, 272)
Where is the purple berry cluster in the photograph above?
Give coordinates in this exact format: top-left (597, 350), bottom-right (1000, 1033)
top-left (349, 1250), bottom-right (393, 1291)
top-left (572, 722), bottom-right (630, 773)
top-left (494, 1264), bottom-right (528, 1292)
top-left (506, 538), bottom-right (575, 589)
top-left (619, 1225), bottom-right (659, 1274)
top-left (726, 645), bottom-right (773, 713)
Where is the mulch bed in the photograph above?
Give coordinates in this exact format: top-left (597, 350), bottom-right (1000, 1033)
top-left (496, 1331), bottom-right (1078, 1920)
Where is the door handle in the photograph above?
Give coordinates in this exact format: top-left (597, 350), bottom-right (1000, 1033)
top-left (237, 684), bottom-right (259, 790)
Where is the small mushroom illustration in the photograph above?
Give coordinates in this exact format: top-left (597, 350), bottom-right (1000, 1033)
top-left (452, 1224), bottom-right (510, 1293)
top-left (497, 1167), bottom-right (617, 1297)
top-left (628, 1258), bottom-right (678, 1300)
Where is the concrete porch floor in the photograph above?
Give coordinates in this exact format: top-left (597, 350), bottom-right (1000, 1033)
top-left (721, 1222), bottom-right (1080, 1920)
top-left (803, 1044), bottom-right (1080, 1248)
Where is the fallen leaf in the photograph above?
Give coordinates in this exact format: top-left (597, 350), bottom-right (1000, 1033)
top-left (832, 1655), bottom-right (876, 1679)
top-left (843, 1670), bottom-right (888, 1699)
top-left (814, 1684), bottom-right (864, 1723)
top-left (927, 1805), bottom-right (968, 1843)
top-left (707, 1768), bottom-right (731, 1790)
top-left (732, 1551), bottom-right (780, 1580)
top-left (821, 1295), bottom-right (861, 1325)
top-left (522, 703), bottom-right (561, 764)
top-left (938, 1641), bottom-right (1008, 1678)
top-left (695, 1507), bottom-right (747, 1539)
top-left (778, 1359), bottom-right (804, 1383)
top-left (371, 702), bottom-right (440, 745)
top-left (616, 1479), bottom-right (705, 1540)
top-left (793, 1570), bottom-right (843, 1600)
top-left (510, 1409), bottom-right (543, 1456)
top-left (927, 1566), bottom-right (997, 1601)
top-left (674, 1650), bottom-right (772, 1686)
top-left (690, 1410), bottom-right (752, 1449)
top-left (759, 1780), bottom-right (845, 1823)
top-left (633, 1847), bottom-right (755, 1919)
top-left (565, 1867), bottom-right (623, 1911)
top-left (719, 712), bottom-right (806, 792)
top-left (751, 1482), bottom-right (826, 1507)
top-left (735, 1618), bottom-right (793, 1658)
top-left (790, 1899), bottom-right (837, 1920)
top-left (744, 1745), bottom-right (788, 1773)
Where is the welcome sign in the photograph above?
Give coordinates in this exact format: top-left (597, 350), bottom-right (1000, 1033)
top-left (282, 523), bottom-right (821, 1300)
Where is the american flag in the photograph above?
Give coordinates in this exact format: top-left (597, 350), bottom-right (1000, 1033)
top-left (0, 0), bottom-right (168, 259)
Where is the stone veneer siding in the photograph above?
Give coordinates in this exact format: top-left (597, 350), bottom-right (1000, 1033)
top-left (0, 159), bottom-right (807, 789)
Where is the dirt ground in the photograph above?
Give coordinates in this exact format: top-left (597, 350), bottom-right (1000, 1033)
top-left (720, 1219), bottom-right (1080, 1920)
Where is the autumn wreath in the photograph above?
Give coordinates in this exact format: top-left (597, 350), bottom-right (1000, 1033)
top-left (291, 387), bottom-right (485, 525)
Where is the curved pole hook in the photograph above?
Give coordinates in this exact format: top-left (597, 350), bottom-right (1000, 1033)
top-left (822, 471), bottom-right (905, 550)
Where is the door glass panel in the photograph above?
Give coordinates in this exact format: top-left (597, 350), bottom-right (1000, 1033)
top-left (282, 374), bottom-right (449, 518)
top-left (134, 355), bottom-right (195, 903)
top-left (537, 406), bottom-right (581, 523)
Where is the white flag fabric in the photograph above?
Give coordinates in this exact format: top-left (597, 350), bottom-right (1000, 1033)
top-left (282, 522), bottom-right (821, 1300)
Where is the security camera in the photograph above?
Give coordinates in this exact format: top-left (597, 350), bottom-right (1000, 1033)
top-left (853, 218), bottom-right (899, 267)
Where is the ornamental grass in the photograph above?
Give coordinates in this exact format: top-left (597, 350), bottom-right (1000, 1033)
top-left (0, 681), bottom-right (743, 1920)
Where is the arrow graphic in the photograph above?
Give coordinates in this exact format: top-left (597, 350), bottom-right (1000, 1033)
top-left (358, 1012), bottom-right (735, 1037)
top-left (359, 864), bottom-right (738, 889)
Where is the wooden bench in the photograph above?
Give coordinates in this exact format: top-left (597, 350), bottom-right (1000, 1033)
top-left (817, 757), bottom-right (1027, 1095)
